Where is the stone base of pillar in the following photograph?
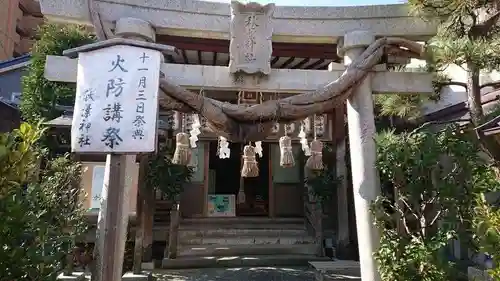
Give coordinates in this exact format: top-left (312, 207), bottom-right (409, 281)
top-left (57, 272), bottom-right (86, 281)
top-left (122, 271), bottom-right (154, 281)
top-left (141, 262), bottom-right (155, 270)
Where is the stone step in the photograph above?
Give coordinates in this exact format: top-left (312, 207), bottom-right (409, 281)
top-left (180, 235), bottom-right (316, 245)
top-left (179, 227), bottom-right (307, 238)
top-left (182, 217), bottom-right (304, 226)
top-left (161, 254), bottom-right (330, 269)
top-left (179, 223), bottom-right (306, 230)
top-left (178, 244), bottom-right (319, 257)
top-left (309, 261), bottom-right (361, 281)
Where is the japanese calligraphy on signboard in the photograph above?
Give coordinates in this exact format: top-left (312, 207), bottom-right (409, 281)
top-left (71, 45), bottom-right (161, 153)
top-left (229, 1), bottom-right (275, 75)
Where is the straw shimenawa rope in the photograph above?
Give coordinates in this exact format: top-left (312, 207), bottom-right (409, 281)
top-left (306, 139), bottom-right (324, 171)
top-left (241, 144), bottom-right (259, 177)
top-left (279, 133), bottom-right (294, 168)
top-left (172, 132), bottom-right (191, 165)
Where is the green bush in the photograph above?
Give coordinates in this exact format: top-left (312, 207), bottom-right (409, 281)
top-left (0, 123), bottom-right (87, 281)
top-left (21, 23), bottom-right (94, 124)
top-left (373, 125), bottom-right (500, 281)
top-left (146, 141), bottom-right (193, 200)
top-left (305, 145), bottom-right (339, 204)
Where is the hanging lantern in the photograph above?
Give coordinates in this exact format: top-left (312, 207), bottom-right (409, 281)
top-left (314, 114), bottom-right (326, 137)
top-left (279, 124), bottom-right (295, 168)
top-left (241, 143), bottom-right (259, 177)
top-left (172, 113), bottom-right (192, 165)
top-left (305, 115), bottom-right (324, 171)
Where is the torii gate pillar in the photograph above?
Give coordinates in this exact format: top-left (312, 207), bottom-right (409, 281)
top-left (339, 30), bottom-right (381, 281)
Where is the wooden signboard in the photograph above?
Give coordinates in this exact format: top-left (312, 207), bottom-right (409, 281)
top-left (207, 194), bottom-right (236, 217)
top-left (71, 45), bottom-right (161, 153)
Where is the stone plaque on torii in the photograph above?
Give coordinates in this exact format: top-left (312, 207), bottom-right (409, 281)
top-left (229, 1), bottom-right (275, 75)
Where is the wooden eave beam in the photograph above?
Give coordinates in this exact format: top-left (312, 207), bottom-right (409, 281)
top-left (156, 35), bottom-right (339, 60)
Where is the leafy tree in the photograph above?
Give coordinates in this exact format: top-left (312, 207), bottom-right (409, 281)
top-left (305, 145), bottom-right (340, 204)
top-left (407, 0), bottom-right (500, 163)
top-left (146, 140), bottom-right (193, 200)
top-left (373, 125), bottom-right (500, 281)
top-left (21, 23), bottom-right (94, 124)
top-left (0, 123), bottom-right (87, 281)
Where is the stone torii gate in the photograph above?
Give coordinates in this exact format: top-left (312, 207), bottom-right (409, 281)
top-left (39, 1), bottom-right (436, 281)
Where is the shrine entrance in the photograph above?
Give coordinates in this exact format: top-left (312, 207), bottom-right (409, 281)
top-left (208, 141), bottom-right (270, 217)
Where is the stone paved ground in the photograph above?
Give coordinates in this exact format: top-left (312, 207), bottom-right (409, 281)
top-left (153, 267), bottom-right (315, 281)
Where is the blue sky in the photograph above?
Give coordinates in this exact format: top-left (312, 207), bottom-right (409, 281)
top-left (202, 0), bottom-right (405, 6)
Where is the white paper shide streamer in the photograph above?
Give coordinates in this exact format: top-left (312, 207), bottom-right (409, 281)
top-left (299, 121), bottom-right (311, 156)
top-left (188, 114), bottom-right (201, 148)
top-left (218, 136), bottom-right (230, 159)
top-left (254, 141), bottom-right (263, 158)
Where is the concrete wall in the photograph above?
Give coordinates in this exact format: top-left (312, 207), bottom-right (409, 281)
top-left (0, 102), bottom-right (20, 132)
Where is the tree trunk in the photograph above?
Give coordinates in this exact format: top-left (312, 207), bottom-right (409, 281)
top-left (466, 63), bottom-right (483, 122)
top-left (467, 62), bottom-right (500, 164)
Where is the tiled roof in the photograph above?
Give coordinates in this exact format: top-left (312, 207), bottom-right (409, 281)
top-left (0, 99), bottom-right (19, 111)
top-left (0, 54), bottom-right (31, 69)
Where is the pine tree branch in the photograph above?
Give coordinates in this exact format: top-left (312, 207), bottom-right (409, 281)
top-left (481, 81), bottom-right (500, 89)
top-left (475, 114), bottom-right (500, 131)
top-left (436, 80), bottom-right (500, 90)
top-left (440, 81), bottom-right (467, 88)
top-left (469, 10), bottom-right (500, 38)
top-left (412, 119), bottom-right (471, 134)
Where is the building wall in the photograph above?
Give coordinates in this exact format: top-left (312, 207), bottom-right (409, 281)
top-left (0, 62), bottom-right (25, 102)
top-left (0, 0), bottom-right (43, 61)
top-left (0, 102), bottom-right (20, 132)
top-left (81, 160), bottom-right (139, 216)
top-left (0, 55), bottom-right (31, 132)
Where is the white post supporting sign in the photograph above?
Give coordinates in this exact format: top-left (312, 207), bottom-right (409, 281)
top-left (71, 45), bottom-right (161, 153)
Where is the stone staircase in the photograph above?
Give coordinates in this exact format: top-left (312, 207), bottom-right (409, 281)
top-left (161, 217), bottom-right (328, 269)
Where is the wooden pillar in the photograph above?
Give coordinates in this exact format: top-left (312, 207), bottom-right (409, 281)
top-left (268, 145), bottom-right (275, 218)
top-left (202, 141), bottom-right (210, 217)
top-left (340, 30), bottom-right (381, 281)
top-left (166, 195), bottom-right (180, 259)
top-left (132, 156), bottom-right (148, 274)
top-left (332, 106), bottom-right (350, 258)
top-left (142, 186), bottom-right (155, 264)
top-left (95, 154), bottom-right (129, 281)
